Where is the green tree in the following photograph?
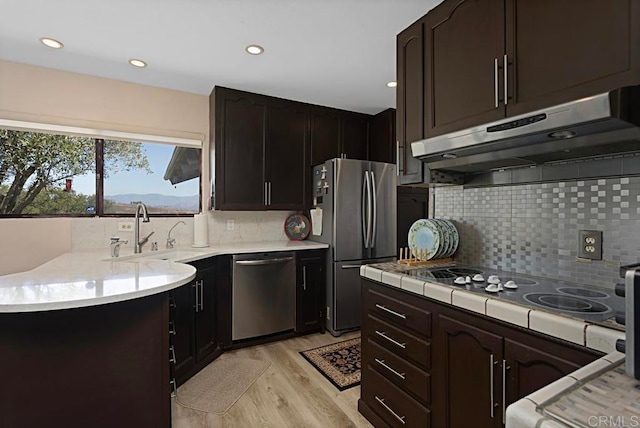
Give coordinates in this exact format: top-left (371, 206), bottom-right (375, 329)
top-left (0, 130), bottom-right (150, 214)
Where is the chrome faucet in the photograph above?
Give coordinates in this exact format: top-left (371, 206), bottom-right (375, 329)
top-left (134, 203), bottom-right (154, 254)
top-left (166, 220), bottom-right (186, 249)
top-left (110, 237), bottom-right (128, 258)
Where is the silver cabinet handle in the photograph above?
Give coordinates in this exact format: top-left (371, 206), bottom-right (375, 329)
top-left (370, 170), bottom-right (377, 248)
top-left (199, 280), bottom-right (204, 311)
top-left (193, 281), bottom-right (199, 313)
top-left (375, 396), bottom-right (406, 425)
top-left (494, 58), bottom-right (499, 108)
top-left (375, 304), bottom-right (407, 320)
top-left (170, 379), bottom-right (177, 398)
top-left (264, 182), bottom-right (268, 206)
top-left (375, 330), bottom-right (406, 349)
top-left (362, 172), bottom-right (369, 248)
top-left (504, 54), bottom-right (508, 106)
top-left (375, 358), bottom-right (406, 380)
top-left (169, 320), bottom-right (176, 335)
top-left (169, 346), bottom-right (176, 364)
top-left (503, 359), bottom-right (510, 424)
top-left (235, 256), bottom-right (294, 266)
top-left (396, 141), bottom-right (401, 176)
top-left (302, 266), bottom-right (307, 291)
top-left (490, 354), bottom-right (495, 418)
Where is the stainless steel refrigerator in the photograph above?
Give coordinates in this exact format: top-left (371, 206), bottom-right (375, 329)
top-left (309, 158), bottom-right (396, 336)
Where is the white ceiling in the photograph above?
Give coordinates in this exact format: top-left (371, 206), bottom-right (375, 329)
top-left (0, 0), bottom-right (440, 114)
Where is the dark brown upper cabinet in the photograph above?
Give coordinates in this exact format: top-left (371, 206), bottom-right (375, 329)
top-left (368, 108), bottom-right (396, 164)
top-left (425, 0), bottom-right (506, 137)
top-left (266, 98), bottom-right (309, 210)
top-left (310, 106), bottom-right (342, 166)
top-left (505, 0), bottom-right (640, 116)
top-left (397, 18), bottom-right (428, 185)
top-left (420, 0), bottom-right (640, 138)
top-left (310, 106), bottom-right (370, 166)
top-left (212, 87), bottom-right (267, 210)
top-left (211, 87), bottom-right (308, 211)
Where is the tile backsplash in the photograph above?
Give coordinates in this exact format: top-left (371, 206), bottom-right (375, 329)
top-left (71, 211), bottom-right (293, 250)
top-left (434, 177), bottom-right (640, 288)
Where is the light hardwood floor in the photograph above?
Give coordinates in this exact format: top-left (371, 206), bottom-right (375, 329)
top-left (172, 331), bottom-right (373, 428)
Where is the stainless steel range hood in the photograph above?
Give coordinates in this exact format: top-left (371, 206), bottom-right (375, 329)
top-left (411, 88), bottom-right (640, 174)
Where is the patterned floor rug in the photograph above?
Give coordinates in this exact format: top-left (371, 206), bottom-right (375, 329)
top-left (300, 337), bottom-right (361, 391)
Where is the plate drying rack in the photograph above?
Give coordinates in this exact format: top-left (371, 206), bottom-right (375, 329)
top-left (397, 247), bottom-right (453, 267)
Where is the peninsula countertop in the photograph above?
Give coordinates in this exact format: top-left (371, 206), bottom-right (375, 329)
top-left (0, 240), bottom-right (328, 313)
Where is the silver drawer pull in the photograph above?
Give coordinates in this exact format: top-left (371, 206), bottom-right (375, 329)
top-left (375, 396), bottom-right (406, 425)
top-left (169, 346), bottom-right (176, 364)
top-left (375, 330), bottom-right (406, 349)
top-left (375, 304), bottom-right (407, 320)
top-left (170, 379), bottom-right (177, 398)
top-left (375, 358), bottom-right (406, 380)
top-left (169, 320), bottom-right (176, 335)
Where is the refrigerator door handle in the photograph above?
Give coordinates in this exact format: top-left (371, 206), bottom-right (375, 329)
top-left (370, 170), bottom-right (377, 248)
top-left (362, 172), bottom-right (369, 248)
top-left (366, 170), bottom-right (373, 250)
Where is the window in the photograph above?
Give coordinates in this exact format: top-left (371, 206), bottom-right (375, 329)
top-left (0, 129), bottom-right (201, 216)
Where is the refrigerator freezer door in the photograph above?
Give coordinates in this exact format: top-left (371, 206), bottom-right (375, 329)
top-left (333, 261), bottom-right (367, 332)
top-left (333, 159), bottom-right (369, 261)
top-left (369, 161), bottom-right (397, 259)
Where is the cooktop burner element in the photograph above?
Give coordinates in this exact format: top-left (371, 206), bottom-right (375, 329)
top-left (523, 292), bottom-right (611, 314)
top-left (557, 287), bottom-right (609, 299)
top-left (427, 269), bottom-right (457, 280)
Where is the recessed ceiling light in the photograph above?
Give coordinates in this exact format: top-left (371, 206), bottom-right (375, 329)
top-left (128, 59), bottom-right (147, 68)
top-left (245, 45), bottom-right (264, 55)
top-left (386, 81), bottom-right (397, 88)
top-left (40, 37), bottom-right (64, 49)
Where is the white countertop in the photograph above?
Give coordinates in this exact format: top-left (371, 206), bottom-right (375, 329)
top-left (0, 240), bottom-right (328, 313)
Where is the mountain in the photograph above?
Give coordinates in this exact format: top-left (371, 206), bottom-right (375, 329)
top-left (105, 193), bottom-right (199, 210)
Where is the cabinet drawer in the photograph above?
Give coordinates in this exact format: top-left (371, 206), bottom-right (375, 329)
top-left (367, 288), bottom-right (431, 337)
top-left (366, 338), bottom-right (431, 406)
top-left (362, 365), bottom-right (430, 428)
top-left (366, 314), bottom-right (431, 371)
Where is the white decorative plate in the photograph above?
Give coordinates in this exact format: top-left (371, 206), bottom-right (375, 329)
top-left (408, 219), bottom-right (440, 261)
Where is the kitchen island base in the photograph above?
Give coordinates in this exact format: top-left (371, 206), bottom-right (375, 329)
top-left (0, 294), bottom-right (170, 428)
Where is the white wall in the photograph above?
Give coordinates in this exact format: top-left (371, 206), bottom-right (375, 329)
top-left (0, 61), bottom-right (292, 275)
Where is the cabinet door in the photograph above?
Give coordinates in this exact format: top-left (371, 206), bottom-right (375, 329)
top-left (504, 338), bottom-right (596, 407)
top-left (424, 0), bottom-right (505, 137)
top-left (295, 251), bottom-right (326, 334)
top-left (506, 0), bottom-right (640, 117)
top-left (342, 113), bottom-right (369, 160)
top-left (310, 106), bottom-right (341, 166)
top-left (368, 108), bottom-right (396, 164)
top-left (215, 88), bottom-right (267, 210)
top-left (439, 315), bottom-right (503, 428)
top-left (195, 266), bottom-right (217, 362)
top-left (397, 187), bottom-right (429, 250)
top-left (266, 99), bottom-right (309, 210)
top-left (169, 282), bottom-right (196, 383)
top-left (397, 19), bottom-right (426, 185)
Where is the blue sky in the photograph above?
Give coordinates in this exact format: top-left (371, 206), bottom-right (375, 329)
top-left (72, 143), bottom-right (199, 197)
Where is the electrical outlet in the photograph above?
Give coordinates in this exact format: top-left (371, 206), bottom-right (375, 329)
top-left (118, 222), bottom-right (134, 232)
top-left (226, 219), bottom-right (235, 231)
top-left (578, 230), bottom-right (602, 260)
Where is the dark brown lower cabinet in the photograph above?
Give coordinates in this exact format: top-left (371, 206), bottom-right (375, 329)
top-left (359, 278), bottom-right (602, 428)
top-left (0, 294), bottom-right (171, 428)
top-left (295, 250), bottom-right (326, 334)
top-left (170, 258), bottom-right (221, 386)
top-left (439, 315), bottom-right (503, 428)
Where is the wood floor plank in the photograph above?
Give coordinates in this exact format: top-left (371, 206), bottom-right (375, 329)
top-left (172, 331), bottom-right (372, 428)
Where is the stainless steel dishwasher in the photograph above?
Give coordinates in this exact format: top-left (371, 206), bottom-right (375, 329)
top-left (232, 252), bottom-right (296, 341)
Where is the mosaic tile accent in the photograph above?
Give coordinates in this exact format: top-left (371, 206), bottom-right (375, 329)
top-left (433, 177), bottom-right (640, 288)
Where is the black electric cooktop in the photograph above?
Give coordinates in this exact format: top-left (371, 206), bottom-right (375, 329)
top-left (404, 264), bottom-right (625, 323)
